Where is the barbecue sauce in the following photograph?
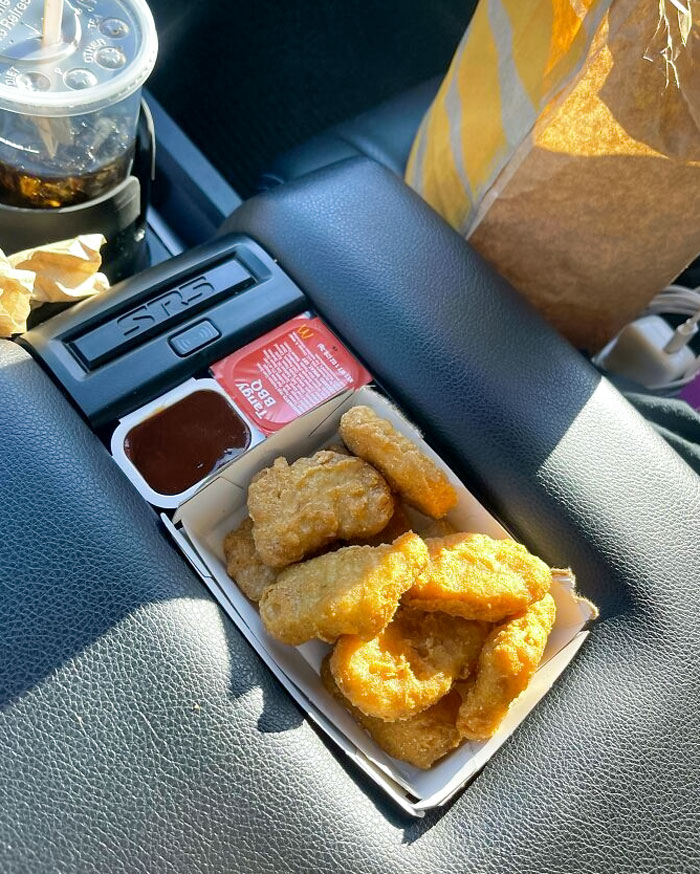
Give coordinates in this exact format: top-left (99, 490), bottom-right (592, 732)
top-left (124, 391), bottom-right (251, 496)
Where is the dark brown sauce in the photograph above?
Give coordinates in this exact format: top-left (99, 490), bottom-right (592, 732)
top-left (124, 390), bottom-right (251, 496)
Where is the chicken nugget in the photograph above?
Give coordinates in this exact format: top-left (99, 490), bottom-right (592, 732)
top-left (339, 406), bottom-right (457, 519)
top-left (456, 594), bottom-right (557, 741)
top-left (223, 517), bottom-right (278, 602)
top-left (330, 606), bottom-right (489, 721)
top-left (402, 504), bottom-right (458, 539)
top-left (288, 502), bottom-right (412, 564)
top-left (346, 501), bottom-right (413, 548)
top-left (321, 657), bottom-right (463, 769)
top-left (248, 450), bottom-right (394, 568)
top-left (404, 533), bottom-right (551, 622)
top-left (324, 441), bottom-right (350, 455)
top-left (259, 532), bottom-right (428, 645)
top-left (347, 502), bottom-right (455, 548)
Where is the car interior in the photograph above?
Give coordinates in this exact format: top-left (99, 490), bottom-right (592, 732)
top-left (1, 1), bottom-right (699, 872)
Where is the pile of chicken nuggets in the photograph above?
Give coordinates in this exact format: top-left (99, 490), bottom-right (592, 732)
top-left (223, 404), bottom-right (558, 770)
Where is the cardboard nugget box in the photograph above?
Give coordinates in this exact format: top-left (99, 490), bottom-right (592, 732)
top-left (166, 386), bottom-right (596, 817)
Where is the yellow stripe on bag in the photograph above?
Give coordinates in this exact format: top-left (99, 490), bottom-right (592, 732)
top-left (458, 4), bottom-right (509, 194)
top-left (405, 115), bottom-right (426, 190)
top-left (423, 86), bottom-right (471, 229)
top-left (502, 0), bottom-right (608, 107)
top-left (546, 0), bottom-right (611, 88)
top-left (408, 31), bottom-right (480, 230)
top-left (501, 0), bottom-right (556, 106)
top-left (409, 67), bottom-right (468, 229)
top-left (544, 4), bottom-right (588, 86)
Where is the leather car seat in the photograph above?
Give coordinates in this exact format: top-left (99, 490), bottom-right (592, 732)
top-left (259, 77), bottom-right (440, 190)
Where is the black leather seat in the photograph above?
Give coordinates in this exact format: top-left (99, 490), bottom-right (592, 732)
top-left (259, 77), bottom-right (440, 190)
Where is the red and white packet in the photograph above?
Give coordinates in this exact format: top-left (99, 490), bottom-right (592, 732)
top-left (210, 316), bottom-right (372, 435)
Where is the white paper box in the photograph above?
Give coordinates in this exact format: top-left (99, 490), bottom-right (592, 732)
top-left (169, 387), bottom-right (596, 817)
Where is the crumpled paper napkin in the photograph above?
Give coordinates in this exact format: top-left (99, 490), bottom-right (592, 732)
top-left (0, 234), bottom-right (109, 337)
top-left (0, 262), bottom-right (34, 337)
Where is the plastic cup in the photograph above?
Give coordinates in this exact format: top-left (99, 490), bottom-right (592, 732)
top-left (0, 0), bottom-right (157, 209)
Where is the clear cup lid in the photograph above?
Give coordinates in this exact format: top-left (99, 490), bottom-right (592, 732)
top-left (0, 0), bottom-right (157, 116)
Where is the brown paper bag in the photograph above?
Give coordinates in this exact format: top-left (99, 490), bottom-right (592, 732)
top-left (408, 0), bottom-right (700, 351)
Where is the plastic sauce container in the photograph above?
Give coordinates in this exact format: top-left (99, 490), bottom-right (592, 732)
top-left (0, 0), bottom-right (158, 208)
top-left (111, 379), bottom-right (265, 508)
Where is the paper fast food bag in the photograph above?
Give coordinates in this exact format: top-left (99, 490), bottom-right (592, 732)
top-left (407, 0), bottom-right (700, 351)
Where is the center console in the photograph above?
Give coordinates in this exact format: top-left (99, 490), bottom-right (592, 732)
top-left (22, 236), bottom-right (305, 428)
